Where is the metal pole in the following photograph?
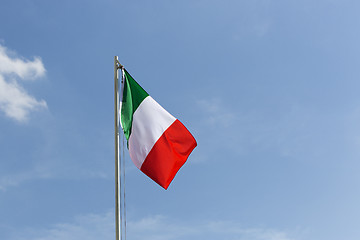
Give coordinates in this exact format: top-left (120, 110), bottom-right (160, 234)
top-left (114, 56), bottom-right (120, 240)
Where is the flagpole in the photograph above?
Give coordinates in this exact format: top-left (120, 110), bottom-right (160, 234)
top-left (114, 56), bottom-right (121, 240)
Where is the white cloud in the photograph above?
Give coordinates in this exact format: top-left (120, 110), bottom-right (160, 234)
top-left (0, 45), bottom-right (45, 80)
top-left (0, 44), bottom-right (47, 122)
top-left (8, 212), bottom-right (300, 240)
top-left (0, 76), bottom-right (47, 121)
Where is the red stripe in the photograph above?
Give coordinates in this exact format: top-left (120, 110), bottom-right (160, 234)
top-left (140, 119), bottom-right (197, 189)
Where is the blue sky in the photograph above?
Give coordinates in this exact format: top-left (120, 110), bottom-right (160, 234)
top-left (1, 0), bottom-right (360, 239)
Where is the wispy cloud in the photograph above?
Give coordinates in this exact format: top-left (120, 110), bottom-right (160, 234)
top-left (10, 211), bottom-right (114, 240)
top-left (0, 44), bottom-right (47, 122)
top-left (128, 215), bottom-right (299, 240)
top-left (194, 96), bottom-right (256, 157)
top-left (0, 166), bottom-right (52, 192)
top-left (197, 97), bottom-right (236, 127)
top-left (7, 212), bottom-right (300, 240)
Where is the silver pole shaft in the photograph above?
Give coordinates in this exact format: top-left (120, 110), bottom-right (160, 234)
top-left (114, 56), bottom-right (121, 240)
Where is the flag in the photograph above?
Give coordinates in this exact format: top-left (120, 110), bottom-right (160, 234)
top-left (119, 69), bottom-right (197, 189)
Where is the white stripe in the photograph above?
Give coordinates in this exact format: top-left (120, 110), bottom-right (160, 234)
top-left (128, 96), bottom-right (176, 169)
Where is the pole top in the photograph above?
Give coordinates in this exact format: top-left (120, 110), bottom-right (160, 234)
top-left (114, 56), bottom-right (124, 70)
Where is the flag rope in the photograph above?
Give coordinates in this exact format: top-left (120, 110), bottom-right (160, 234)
top-left (120, 67), bottom-right (127, 240)
top-left (121, 130), bottom-right (127, 240)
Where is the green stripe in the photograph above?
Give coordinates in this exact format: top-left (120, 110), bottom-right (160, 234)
top-left (121, 69), bottom-right (149, 140)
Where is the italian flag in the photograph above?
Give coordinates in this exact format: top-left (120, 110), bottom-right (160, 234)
top-left (120, 69), bottom-right (197, 189)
